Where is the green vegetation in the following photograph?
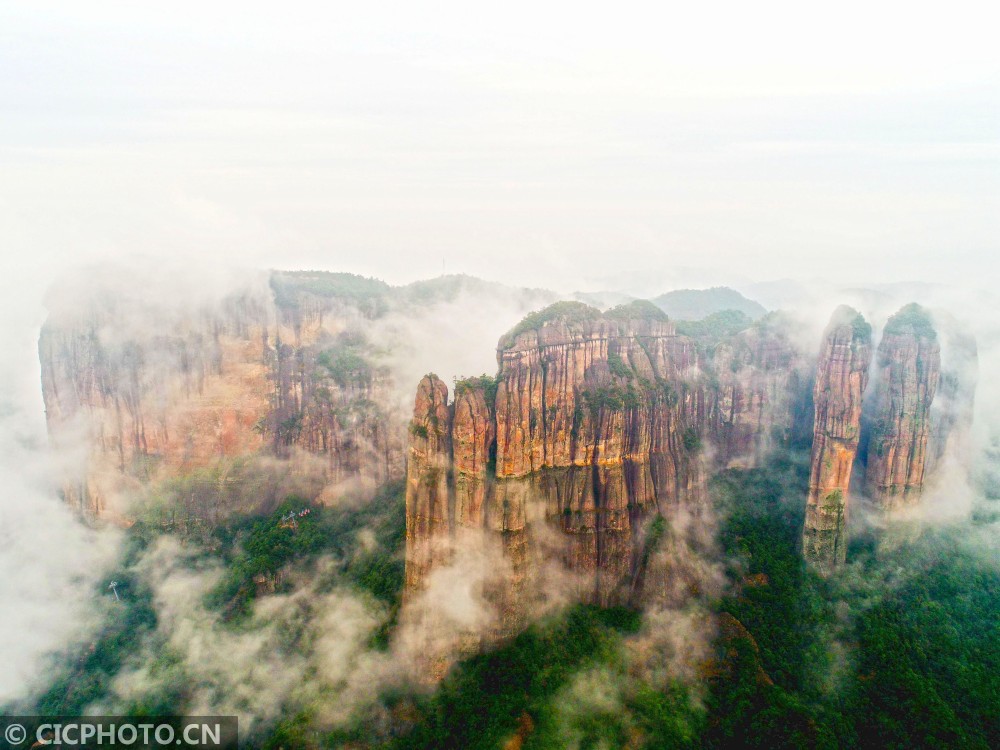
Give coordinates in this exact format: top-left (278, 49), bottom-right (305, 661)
top-left (502, 301), bottom-right (603, 344)
top-left (656, 378), bottom-right (680, 407)
top-left (316, 344), bottom-right (373, 388)
top-left (31, 535), bottom-right (160, 716)
top-left (205, 487), bottom-right (405, 618)
top-left (829, 305), bottom-right (872, 341)
top-left (705, 457), bottom-right (1000, 749)
top-left (22, 451), bottom-right (999, 749)
top-left (399, 275), bottom-right (553, 309)
top-left (270, 271), bottom-right (391, 315)
top-left (607, 350), bottom-right (633, 378)
top-left (502, 299), bottom-right (669, 350)
top-left (454, 374), bottom-right (500, 406)
top-left (580, 383), bottom-right (643, 414)
top-left (682, 427), bottom-right (702, 452)
top-left (376, 458), bottom-right (999, 749)
top-left (675, 309), bottom-right (753, 343)
top-left (402, 275), bottom-right (483, 305)
top-left (883, 302), bottom-right (937, 341)
top-left (850, 313), bottom-right (872, 340)
top-left (852, 542), bottom-right (1000, 748)
top-left (603, 299), bottom-right (670, 323)
top-left (388, 606), bottom-right (651, 750)
top-left (25, 481), bottom-right (407, 720)
top-left (128, 456), bottom-right (332, 536)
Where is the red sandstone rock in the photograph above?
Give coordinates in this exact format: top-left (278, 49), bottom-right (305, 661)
top-left (802, 306), bottom-right (872, 569)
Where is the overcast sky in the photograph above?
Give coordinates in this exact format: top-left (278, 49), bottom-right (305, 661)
top-left (1, 0), bottom-right (998, 303)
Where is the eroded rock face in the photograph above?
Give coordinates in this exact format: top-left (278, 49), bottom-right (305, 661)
top-left (402, 301), bottom-right (808, 673)
top-left (864, 304), bottom-right (941, 511)
top-left (403, 374), bottom-right (453, 599)
top-left (491, 310), bottom-right (715, 614)
top-left (38, 292), bottom-right (272, 517)
top-left (38, 274), bottom-right (405, 517)
top-left (452, 380), bottom-right (495, 532)
top-left (706, 318), bottom-right (806, 467)
top-left (802, 307), bottom-right (872, 569)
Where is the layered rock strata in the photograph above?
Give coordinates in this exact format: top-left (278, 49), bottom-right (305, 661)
top-left (39, 273), bottom-right (404, 516)
top-left (864, 304), bottom-right (941, 511)
top-left (402, 374), bottom-right (453, 599)
top-left (403, 301), bottom-right (807, 671)
top-left (801, 307), bottom-right (873, 569)
top-left (706, 317), bottom-right (805, 466)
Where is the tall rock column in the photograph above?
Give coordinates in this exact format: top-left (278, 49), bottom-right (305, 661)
top-left (802, 307), bottom-right (872, 569)
top-left (865, 304), bottom-right (940, 511)
top-left (452, 379), bottom-right (495, 534)
top-left (403, 374), bottom-right (453, 600)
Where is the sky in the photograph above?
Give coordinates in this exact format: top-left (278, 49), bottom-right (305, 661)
top-left (1, 0), bottom-right (998, 304)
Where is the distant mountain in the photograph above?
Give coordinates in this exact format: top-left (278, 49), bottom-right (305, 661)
top-left (400, 274), bottom-right (554, 307)
top-left (652, 286), bottom-right (768, 321)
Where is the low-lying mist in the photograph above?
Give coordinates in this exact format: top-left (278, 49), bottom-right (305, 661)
top-left (2, 260), bottom-right (998, 747)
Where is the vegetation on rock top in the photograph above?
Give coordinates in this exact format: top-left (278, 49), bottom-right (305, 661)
top-left (453, 374), bottom-right (500, 406)
top-left (502, 301), bottom-right (603, 343)
top-left (603, 299), bottom-right (670, 323)
top-left (883, 302), bottom-right (937, 340)
top-left (270, 271), bottom-right (391, 312)
top-left (675, 309), bottom-right (754, 343)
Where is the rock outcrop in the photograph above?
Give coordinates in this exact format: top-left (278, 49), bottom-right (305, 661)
top-left (403, 374), bottom-right (452, 599)
top-left (491, 304), bottom-right (706, 616)
top-left (39, 272), bottom-right (405, 517)
top-left (801, 307), bottom-right (872, 569)
top-left (402, 301), bottom-right (808, 671)
top-left (705, 316), bottom-right (805, 466)
top-left (864, 304), bottom-right (941, 511)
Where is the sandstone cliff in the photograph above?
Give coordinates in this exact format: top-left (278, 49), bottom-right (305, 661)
top-left (704, 315), bottom-right (806, 466)
top-left (39, 271), bottom-right (405, 517)
top-left (403, 374), bottom-right (453, 599)
top-left (801, 307), bottom-right (873, 569)
top-left (864, 304), bottom-right (941, 511)
top-left (402, 300), bottom-right (808, 671)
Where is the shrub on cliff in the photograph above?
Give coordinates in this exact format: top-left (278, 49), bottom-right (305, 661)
top-left (603, 299), bottom-right (669, 323)
top-left (883, 302), bottom-right (937, 340)
top-left (454, 373), bottom-right (500, 405)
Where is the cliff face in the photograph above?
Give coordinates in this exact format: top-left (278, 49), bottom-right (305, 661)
top-left (403, 375), bottom-right (452, 599)
top-left (402, 301), bottom-right (807, 669)
top-left (39, 273), bottom-right (405, 517)
top-left (802, 307), bottom-right (872, 569)
top-left (38, 292), bottom-right (271, 516)
top-left (491, 310), bottom-right (705, 616)
top-left (864, 304), bottom-right (941, 511)
top-left (705, 319), bottom-right (805, 466)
